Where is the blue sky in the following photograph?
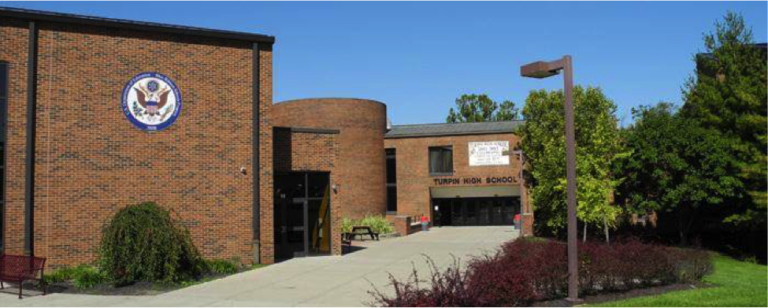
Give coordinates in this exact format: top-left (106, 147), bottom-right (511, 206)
top-left (4, 1), bottom-right (767, 126)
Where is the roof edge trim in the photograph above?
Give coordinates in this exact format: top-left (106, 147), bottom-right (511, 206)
top-left (384, 130), bottom-right (517, 139)
top-left (0, 6), bottom-right (275, 44)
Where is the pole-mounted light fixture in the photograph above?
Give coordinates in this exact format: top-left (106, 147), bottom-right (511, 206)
top-left (520, 55), bottom-right (581, 304)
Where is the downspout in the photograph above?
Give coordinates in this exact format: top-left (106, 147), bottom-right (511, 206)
top-left (24, 21), bottom-right (38, 256)
top-left (252, 42), bottom-right (261, 264)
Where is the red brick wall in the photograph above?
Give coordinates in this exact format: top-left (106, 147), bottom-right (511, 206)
top-left (384, 133), bottom-right (531, 228)
top-left (257, 46), bottom-right (274, 264)
top-left (272, 99), bottom-right (387, 220)
top-left (0, 19), bottom-right (273, 268)
top-left (274, 128), bottom-right (337, 172)
top-left (385, 214), bottom-right (422, 236)
top-left (273, 128), bottom-right (341, 255)
top-left (0, 19), bottom-right (30, 256)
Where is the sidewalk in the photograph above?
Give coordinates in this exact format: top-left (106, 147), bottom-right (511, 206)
top-left (0, 226), bottom-right (518, 307)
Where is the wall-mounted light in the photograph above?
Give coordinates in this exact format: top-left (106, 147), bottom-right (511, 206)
top-left (240, 167), bottom-right (247, 175)
top-left (332, 184), bottom-right (339, 194)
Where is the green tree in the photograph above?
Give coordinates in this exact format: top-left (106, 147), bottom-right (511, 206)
top-left (681, 12), bottom-right (767, 229)
top-left (446, 94), bottom-right (519, 123)
top-left (614, 103), bottom-right (743, 244)
top-left (518, 86), bottom-right (623, 241)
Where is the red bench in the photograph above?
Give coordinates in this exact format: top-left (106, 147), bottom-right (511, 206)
top-left (0, 254), bottom-right (46, 299)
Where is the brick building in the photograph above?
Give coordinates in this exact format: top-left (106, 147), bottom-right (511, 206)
top-left (384, 122), bottom-right (533, 234)
top-left (271, 99), bottom-right (533, 245)
top-left (0, 7), bottom-right (531, 268)
top-left (0, 7), bottom-right (275, 268)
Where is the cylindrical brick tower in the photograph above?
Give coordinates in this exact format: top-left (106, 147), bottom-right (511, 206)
top-left (272, 98), bottom-right (387, 219)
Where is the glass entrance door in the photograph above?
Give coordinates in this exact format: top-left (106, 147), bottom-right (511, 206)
top-left (432, 197), bottom-right (520, 226)
top-left (274, 172), bottom-right (331, 261)
top-left (288, 199), bottom-right (307, 258)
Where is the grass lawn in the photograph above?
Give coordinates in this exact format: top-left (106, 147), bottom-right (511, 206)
top-left (592, 255), bottom-right (767, 307)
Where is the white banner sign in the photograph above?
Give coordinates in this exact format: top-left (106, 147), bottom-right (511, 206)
top-left (469, 141), bottom-right (510, 166)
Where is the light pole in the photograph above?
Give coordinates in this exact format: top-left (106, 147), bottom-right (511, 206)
top-left (520, 55), bottom-right (580, 303)
top-left (511, 149), bottom-right (528, 236)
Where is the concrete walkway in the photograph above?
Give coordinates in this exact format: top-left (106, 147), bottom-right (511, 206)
top-left (0, 226), bottom-right (518, 307)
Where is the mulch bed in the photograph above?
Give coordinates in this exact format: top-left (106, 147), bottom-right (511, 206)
top-left (45, 280), bottom-right (180, 296)
top-left (533, 282), bottom-right (711, 307)
top-left (13, 272), bottom-right (232, 296)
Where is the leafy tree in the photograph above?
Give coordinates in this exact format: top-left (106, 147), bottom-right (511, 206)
top-left (446, 94), bottom-right (519, 123)
top-left (681, 12), bottom-right (767, 229)
top-left (518, 86), bottom-right (623, 241)
top-left (614, 103), bottom-right (744, 245)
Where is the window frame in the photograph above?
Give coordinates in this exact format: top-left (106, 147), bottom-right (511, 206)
top-left (428, 145), bottom-right (454, 176)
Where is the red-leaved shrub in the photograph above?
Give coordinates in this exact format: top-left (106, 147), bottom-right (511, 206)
top-left (578, 238), bottom-right (680, 294)
top-left (666, 246), bottom-right (713, 283)
top-left (368, 256), bottom-right (477, 307)
top-left (466, 239), bottom-right (570, 306)
top-left (370, 237), bottom-right (711, 307)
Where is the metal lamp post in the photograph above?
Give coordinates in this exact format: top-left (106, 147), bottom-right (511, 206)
top-left (520, 55), bottom-right (580, 303)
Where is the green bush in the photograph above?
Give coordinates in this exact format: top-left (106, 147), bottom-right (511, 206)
top-left (341, 217), bottom-right (355, 233)
top-left (99, 202), bottom-right (205, 286)
top-left (71, 265), bottom-right (107, 290)
top-left (43, 267), bottom-right (78, 284)
top-left (43, 265), bottom-right (107, 290)
top-left (669, 248), bottom-right (713, 283)
top-left (205, 259), bottom-right (239, 275)
top-left (743, 255), bottom-right (758, 264)
top-left (341, 215), bottom-right (394, 235)
top-left (360, 215), bottom-right (394, 234)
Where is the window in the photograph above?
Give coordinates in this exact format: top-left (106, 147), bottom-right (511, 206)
top-left (0, 62), bottom-right (7, 251)
top-left (386, 187), bottom-right (397, 213)
top-left (429, 146), bottom-right (453, 175)
top-left (385, 148), bottom-right (397, 213)
top-left (386, 149), bottom-right (396, 184)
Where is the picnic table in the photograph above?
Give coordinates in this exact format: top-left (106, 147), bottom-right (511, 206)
top-left (350, 226), bottom-right (379, 241)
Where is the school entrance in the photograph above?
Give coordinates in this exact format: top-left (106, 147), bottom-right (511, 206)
top-left (433, 197), bottom-right (520, 226)
top-left (274, 172), bottom-right (332, 261)
top-left (431, 186), bottom-right (521, 226)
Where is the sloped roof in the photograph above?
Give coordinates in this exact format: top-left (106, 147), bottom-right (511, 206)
top-left (385, 121), bottom-right (523, 139)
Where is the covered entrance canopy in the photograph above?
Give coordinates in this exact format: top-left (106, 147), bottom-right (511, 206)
top-left (431, 186), bottom-right (521, 226)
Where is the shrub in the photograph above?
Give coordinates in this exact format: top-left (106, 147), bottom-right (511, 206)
top-left (578, 238), bottom-right (676, 293)
top-left (371, 237), bottom-right (713, 307)
top-left (341, 217), bottom-right (354, 234)
top-left (742, 255), bottom-right (759, 264)
top-left (467, 238), bottom-right (568, 305)
top-left (369, 256), bottom-right (477, 307)
top-left (44, 267), bottom-right (78, 284)
top-left (359, 215), bottom-right (395, 234)
top-left (205, 259), bottom-right (239, 275)
top-left (71, 265), bottom-right (107, 290)
top-left (43, 265), bottom-right (107, 290)
top-left (99, 202), bottom-right (205, 286)
top-left (666, 247), bottom-right (712, 283)
top-left (341, 215), bottom-right (394, 235)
